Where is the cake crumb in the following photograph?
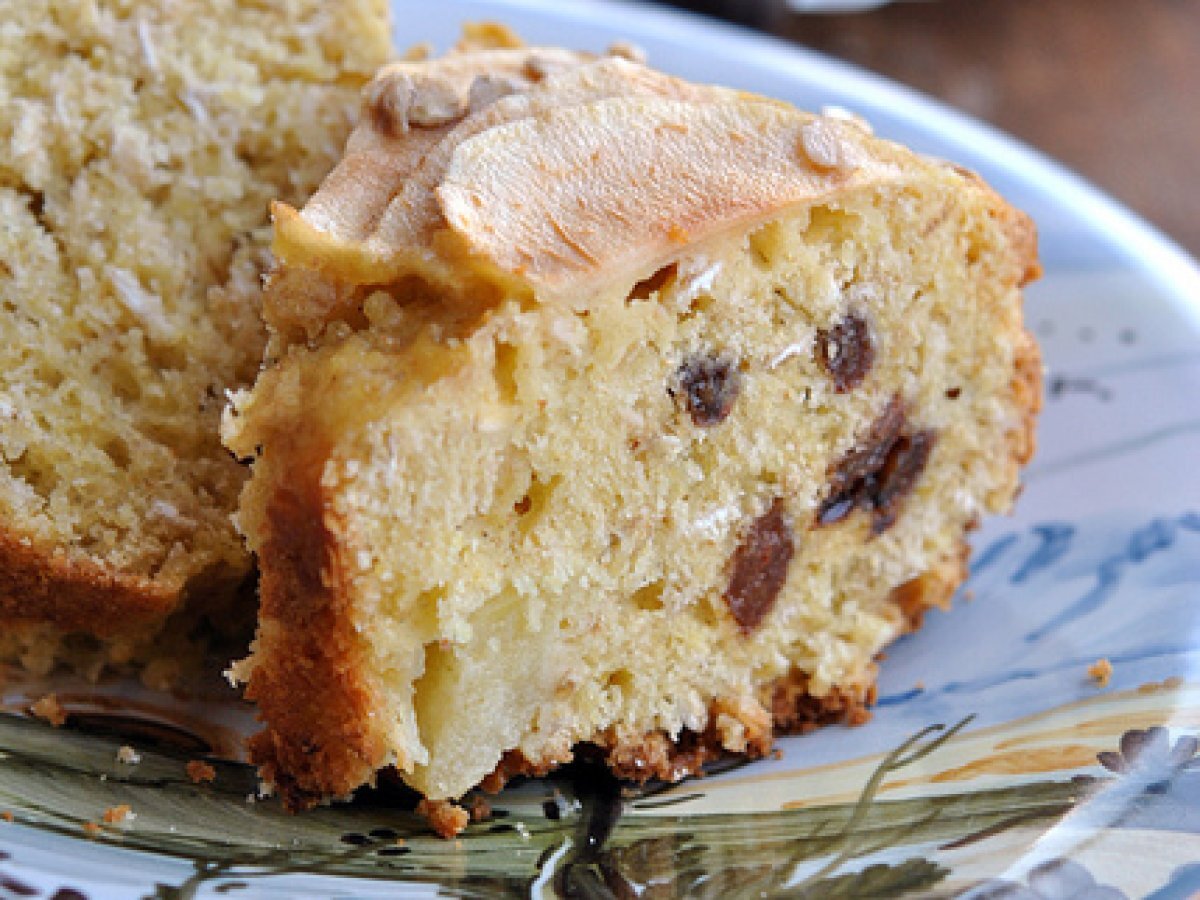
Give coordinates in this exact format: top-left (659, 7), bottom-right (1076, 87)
top-left (103, 804), bottom-right (133, 825)
top-left (186, 760), bottom-right (217, 784)
top-left (417, 798), bottom-right (469, 839)
top-left (2, 811), bottom-right (13, 822)
top-left (469, 794), bottom-right (492, 823)
top-left (1087, 658), bottom-right (1113, 688)
top-left (116, 745), bottom-right (142, 765)
top-left (82, 821), bottom-right (102, 837)
top-left (30, 693), bottom-right (67, 726)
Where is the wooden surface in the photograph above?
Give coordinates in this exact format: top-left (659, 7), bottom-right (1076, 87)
top-left (675, 0), bottom-right (1200, 258)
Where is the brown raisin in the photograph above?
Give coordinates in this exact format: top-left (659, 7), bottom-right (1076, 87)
top-left (818, 396), bottom-right (906, 525)
top-left (724, 498), bottom-right (795, 632)
top-left (817, 397), bottom-right (937, 533)
top-left (870, 430), bottom-right (937, 534)
top-left (816, 314), bottom-right (874, 392)
top-left (675, 354), bottom-right (740, 427)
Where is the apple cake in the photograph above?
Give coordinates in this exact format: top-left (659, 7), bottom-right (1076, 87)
top-left (0, 0), bottom-right (394, 677)
top-left (224, 38), bottom-right (1041, 834)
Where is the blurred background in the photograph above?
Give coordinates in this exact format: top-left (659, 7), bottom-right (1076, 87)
top-left (657, 0), bottom-right (1200, 258)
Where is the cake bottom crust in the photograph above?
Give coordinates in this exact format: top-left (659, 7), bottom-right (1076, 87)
top-left (0, 528), bottom-right (179, 654)
top-left (420, 673), bottom-right (873, 839)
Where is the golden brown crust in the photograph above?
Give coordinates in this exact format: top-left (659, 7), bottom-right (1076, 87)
top-left (888, 538), bottom-right (971, 633)
top-left (1003, 206), bottom-right (1043, 290)
top-left (468, 672), bottom-right (875, 808)
top-left (1004, 192), bottom-right (1042, 470)
top-left (1010, 328), bottom-right (1044, 468)
top-left (769, 672), bottom-right (877, 733)
top-left (478, 747), bottom-right (572, 794)
top-left (601, 703), bottom-right (774, 785)
top-left (0, 528), bottom-right (176, 638)
top-left (243, 474), bottom-right (389, 812)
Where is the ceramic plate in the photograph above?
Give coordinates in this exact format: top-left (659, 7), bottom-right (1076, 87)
top-left (4, 1), bottom-right (1200, 897)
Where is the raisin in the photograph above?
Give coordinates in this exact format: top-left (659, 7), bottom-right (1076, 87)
top-left (676, 354), bottom-right (740, 427)
top-left (819, 396), bottom-right (905, 525)
top-left (817, 397), bottom-right (937, 534)
top-left (816, 314), bottom-right (874, 392)
top-left (724, 498), bottom-right (795, 632)
top-left (870, 430), bottom-right (937, 534)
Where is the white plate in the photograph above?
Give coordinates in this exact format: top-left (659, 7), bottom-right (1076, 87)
top-left (3, 1), bottom-right (1200, 897)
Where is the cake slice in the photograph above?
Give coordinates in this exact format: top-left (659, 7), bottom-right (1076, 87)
top-left (0, 0), bottom-right (393, 677)
top-left (224, 39), bottom-right (1041, 833)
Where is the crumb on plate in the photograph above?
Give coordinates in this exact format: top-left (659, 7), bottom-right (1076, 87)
top-left (30, 693), bottom-right (66, 726)
top-left (186, 760), bottom-right (216, 784)
top-left (469, 794), bottom-right (492, 823)
top-left (116, 745), bottom-right (142, 765)
top-left (417, 798), bottom-right (470, 839)
top-left (1088, 657), bottom-right (1113, 688)
top-left (103, 804), bottom-right (133, 825)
